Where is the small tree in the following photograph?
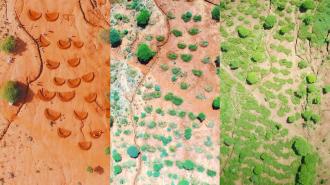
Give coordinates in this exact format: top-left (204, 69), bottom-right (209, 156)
top-left (246, 72), bottom-right (260, 85)
top-left (212, 96), bottom-right (220, 110)
top-left (127, 145), bottom-right (140, 158)
top-left (0, 35), bottom-right (16, 53)
top-left (181, 11), bottom-right (192, 22)
top-left (136, 9), bottom-right (151, 28)
top-left (300, 0), bottom-right (315, 12)
top-left (306, 74), bottom-right (317, 84)
top-left (292, 137), bottom-right (311, 156)
top-left (211, 6), bottom-right (220, 21)
top-left (1, 80), bottom-right (20, 105)
top-left (263, 15), bottom-right (277, 29)
top-left (136, 43), bottom-right (156, 64)
top-left (237, 26), bottom-right (250, 38)
top-left (110, 29), bottom-right (122, 47)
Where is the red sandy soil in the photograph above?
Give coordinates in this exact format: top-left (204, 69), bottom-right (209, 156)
top-left (0, 0), bottom-right (110, 184)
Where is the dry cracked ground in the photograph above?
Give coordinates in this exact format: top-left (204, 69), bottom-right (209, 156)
top-left (0, 0), bottom-right (110, 184)
top-left (110, 0), bottom-right (220, 185)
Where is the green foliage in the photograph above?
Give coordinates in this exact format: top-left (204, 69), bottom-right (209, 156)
top-left (263, 15), bottom-right (277, 29)
top-left (178, 179), bottom-right (190, 185)
top-left (156, 35), bottom-right (165, 42)
top-left (0, 80), bottom-right (20, 104)
top-left (177, 42), bottom-right (187, 49)
top-left (287, 115), bottom-right (296, 123)
top-left (296, 153), bottom-right (318, 185)
top-left (110, 29), bottom-right (122, 47)
top-left (164, 92), bottom-right (184, 106)
top-left (188, 28), bottom-right (200, 35)
top-left (206, 169), bottom-right (216, 177)
top-left (184, 128), bottom-right (192, 140)
top-left (211, 5), bottom-right (220, 21)
top-left (172, 29), bottom-right (183, 37)
top-left (306, 74), bottom-right (317, 84)
top-left (112, 151), bottom-right (122, 162)
top-left (136, 43), bottom-right (156, 64)
top-left (298, 60), bottom-right (308, 69)
top-left (180, 82), bottom-right (189, 90)
top-left (192, 69), bottom-right (203, 77)
top-left (212, 96), bottom-right (220, 110)
top-left (180, 54), bottom-right (193, 62)
top-left (0, 35), bottom-right (16, 53)
top-left (197, 112), bottom-right (206, 122)
top-left (193, 15), bottom-right (202, 22)
top-left (167, 52), bottom-right (178, 60)
top-left (323, 85), bottom-right (330, 94)
top-left (300, 0), bottom-right (315, 12)
top-left (181, 11), bottom-right (192, 22)
top-left (292, 137), bottom-right (311, 156)
top-left (136, 9), bottom-right (151, 28)
top-left (237, 26), bottom-right (250, 38)
top-left (127, 145), bottom-right (140, 158)
top-left (188, 44), bottom-right (198, 51)
top-left (183, 160), bottom-right (195, 170)
top-left (246, 72), bottom-right (260, 85)
top-left (113, 165), bottom-right (122, 175)
top-left (229, 60), bottom-right (239, 70)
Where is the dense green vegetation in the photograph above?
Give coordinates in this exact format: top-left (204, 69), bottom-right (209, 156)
top-left (136, 9), bottom-right (151, 28)
top-left (0, 80), bottom-right (20, 104)
top-left (110, 29), bottom-right (122, 47)
top-left (0, 35), bottom-right (16, 53)
top-left (136, 43), bottom-right (156, 64)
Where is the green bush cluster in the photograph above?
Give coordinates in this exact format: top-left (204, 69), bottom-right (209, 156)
top-left (167, 52), bottom-right (178, 60)
top-left (127, 145), bottom-right (140, 158)
top-left (292, 137), bottom-right (311, 156)
top-left (197, 112), bottom-right (206, 122)
top-left (177, 42), bottom-right (187, 49)
top-left (113, 165), bottom-right (122, 175)
top-left (263, 15), bottom-right (277, 29)
top-left (188, 44), bottom-right (198, 51)
top-left (110, 29), bottom-right (122, 47)
top-left (211, 5), bottom-right (220, 21)
top-left (306, 74), bottom-right (316, 84)
top-left (212, 96), bottom-right (220, 110)
top-left (172, 29), bottom-right (183, 37)
top-left (182, 159), bottom-right (195, 170)
top-left (192, 69), bottom-right (203, 77)
top-left (181, 11), bottom-right (192, 22)
top-left (0, 35), bottom-right (16, 53)
top-left (300, 0), bottom-right (315, 12)
top-left (188, 28), bottom-right (200, 35)
top-left (136, 43), bottom-right (156, 64)
top-left (136, 9), bottom-right (151, 28)
top-left (112, 150), bottom-right (122, 162)
top-left (246, 72), bottom-right (260, 85)
top-left (237, 26), bottom-right (250, 38)
top-left (184, 128), bottom-right (192, 140)
top-left (156, 35), bottom-right (165, 42)
top-left (180, 54), bottom-right (193, 62)
top-left (323, 85), bottom-right (330, 94)
top-left (164, 92), bottom-right (184, 106)
top-left (0, 80), bottom-right (20, 104)
top-left (193, 15), bottom-right (202, 22)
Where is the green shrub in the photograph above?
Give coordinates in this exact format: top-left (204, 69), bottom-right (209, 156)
top-left (112, 151), bottom-right (122, 162)
top-left (188, 44), bottom-right (198, 51)
top-left (167, 52), bottom-right (178, 60)
top-left (251, 53), bottom-right (264, 63)
top-left (192, 69), bottom-right (203, 77)
top-left (136, 9), bottom-right (151, 28)
top-left (292, 137), bottom-right (311, 156)
top-left (311, 114), bottom-right (320, 123)
top-left (207, 169), bottom-right (216, 177)
top-left (172, 29), bottom-right (183, 37)
top-left (113, 165), bottom-right (122, 175)
top-left (178, 179), bottom-right (189, 185)
top-left (212, 96), bottom-right (220, 110)
top-left (306, 74), bottom-right (317, 84)
top-left (136, 43), bottom-right (156, 64)
top-left (1, 80), bottom-right (20, 104)
top-left (298, 60), bottom-right (308, 69)
top-left (110, 29), bottom-right (122, 47)
top-left (164, 92), bottom-right (184, 106)
top-left (167, 11), bottom-right (176, 19)
top-left (287, 115), bottom-right (296, 123)
top-left (156, 35), bottom-right (165, 42)
top-left (301, 110), bottom-right (313, 121)
top-left (229, 60), bottom-right (239, 70)
top-left (160, 64), bottom-right (169, 71)
top-left (0, 35), bottom-right (16, 53)
top-left (300, 0), bottom-right (315, 12)
top-left (184, 128), bottom-right (192, 140)
top-left (323, 85), bottom-right (330, 94)
top-left (197, 112), bottom-right (206, 122)
top-left (127, 145), bottom-right (140, 158)
top-left (237, 26), bottom-right (250, 38)
top-left (182, 160), bottom-right (195, 170)
top-left (177, 42), bottom-right (187, 49)
top-left (188, 27), bottom-right (200, 35)
top-left (181, 11), bottom-right (192, 22)
top-left (199, 40), bottom-right (208, 47)
top-left (246, 72), bottom-right (260, 85)
top-left (193, 15), bottom-right (202, 22)
top-left (211, 6), bottom-right (220, 21)
top-left (181, 54), bottom-right (193, 62)
top-left (180, 82), bottom-right (189, 90)
top-left (263, 15), bottom-right (277, 29)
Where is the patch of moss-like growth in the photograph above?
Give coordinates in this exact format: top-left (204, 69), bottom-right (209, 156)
top-left (136, 9), bottom-right (151, 28)
top-left (182, 160), bottom-right (195, 170)
top-left (0, 80), bottom-right (20, 105)
top-left (178, 179), bottom-right (190, 185)
top-left (127, 145), bottom-right (140, 158)
top-left (136, 43), bottom-right (156, 64)
top-left (0, 35), bottom-right (16, 53)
